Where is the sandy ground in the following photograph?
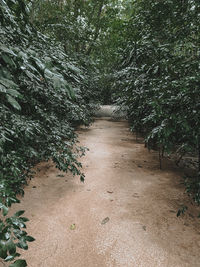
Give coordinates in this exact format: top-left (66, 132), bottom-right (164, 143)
top-left (2, 113), bottom-right (200, 267)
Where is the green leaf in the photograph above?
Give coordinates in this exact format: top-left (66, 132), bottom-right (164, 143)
top-left (0, 243), bottom-right (7, 259)
top-left (14, 211), bottom-right (25, 217)
top-left (25, 236), bottom-right (35, 242)
top-left (0, 84), bottom-right (6, 93)
top-left (20, 217), bottom-right (29, 222)
top-left (0, 78), bottom-right (19, 89)
top-left (17, 238), bottom-right (28, 250)
top-left (0, 205), bottom-right (9, 216)
top-left (13, 229), bottom-right (27, 239)
top-left (7, 89), bottom-right (21, 98)
top-left (7, 240), bottom-right (16, 255)
top-left (7, 95), bottom-right (21, 110)
top-left (9, 259), bottom-right (27, 267)
top-left (80, 174), bottom-right (85, 183)
top-left (1, 54), bottom-right (16, 67)
top-left (5, 255), bottom-right (15, 262)
top-left (0, 45), bottom-right (17, 56)
top-left (67, 84), bottom-right (75, 100)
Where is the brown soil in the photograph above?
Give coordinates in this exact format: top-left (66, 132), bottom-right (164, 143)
top-left (2, 116), bottom-right (200, 267)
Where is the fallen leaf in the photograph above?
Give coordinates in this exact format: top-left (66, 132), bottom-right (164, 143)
top-left (142, 226), bottom-right (146, 231)
top-left (70, 224), bottom-right (76, 230)
top-left (101, 217), bottom-right (110, 225)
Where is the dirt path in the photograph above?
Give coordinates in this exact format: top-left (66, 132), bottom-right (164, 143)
top-left (3, 115), bottom-right (200, 267)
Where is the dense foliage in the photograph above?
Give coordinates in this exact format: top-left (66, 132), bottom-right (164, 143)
top-left (114, 0), bottom-right (200, 174)
top-left (29, 0), bottom-right (127, 104)
top-left (0, 0), bottom-right (97, 265)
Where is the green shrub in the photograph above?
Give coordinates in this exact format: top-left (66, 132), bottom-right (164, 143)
top-left (0, 0), bottom-right (96, 264)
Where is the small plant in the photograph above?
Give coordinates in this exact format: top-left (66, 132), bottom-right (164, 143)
top-left (0, 210), bottom-right (35, 266)
top-left (184, 175), bottom-right (200, 205)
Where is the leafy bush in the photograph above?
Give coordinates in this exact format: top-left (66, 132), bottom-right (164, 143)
top-left (114, 0), bottom-right (200, 175)
top-left (0, 0), bottom-right (96, 264)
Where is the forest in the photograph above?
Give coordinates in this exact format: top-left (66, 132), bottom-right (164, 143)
top-left (0, 0), bottom-right (199, 266)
